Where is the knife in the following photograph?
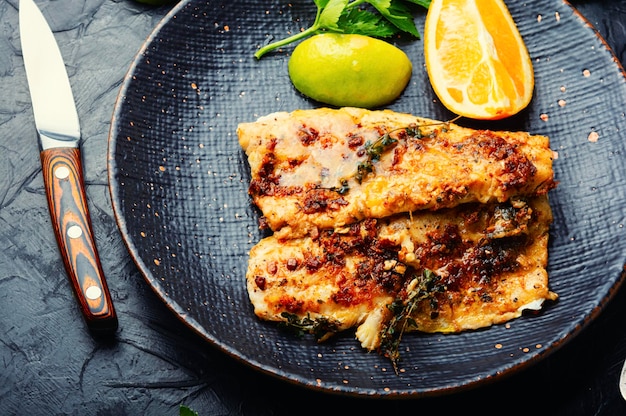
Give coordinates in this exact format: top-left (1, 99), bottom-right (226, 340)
top-left (19, 0), bottom-right (118, 333)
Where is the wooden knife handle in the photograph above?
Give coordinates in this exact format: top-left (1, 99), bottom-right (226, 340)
top-left (40, 147), bottom-right (118, 333)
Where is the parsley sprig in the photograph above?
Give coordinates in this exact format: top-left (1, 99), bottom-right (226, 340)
top-left (279, 312), bottom-right (340, 341)
top-left (255, 0), bottom-right (432, 59)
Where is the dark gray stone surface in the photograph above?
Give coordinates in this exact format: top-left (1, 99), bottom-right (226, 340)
top-left (1, 0), bottom-right (626, 414)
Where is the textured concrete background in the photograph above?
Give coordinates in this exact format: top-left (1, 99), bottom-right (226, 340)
top-left (1, 0), bottom-right (625, 414)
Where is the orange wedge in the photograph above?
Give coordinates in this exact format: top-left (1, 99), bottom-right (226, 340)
top-left (424, 0), bottom-right (534, 120)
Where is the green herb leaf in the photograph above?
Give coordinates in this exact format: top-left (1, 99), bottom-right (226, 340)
top-left (279, 312), bottom-right (340, 340)
top-left (366, 0), bottom-right (419, 37)
top-left (180, 405), bottom-right (199, 416)
top-left (336, 8), bottom-right (398, 38)
top-left (318, 0), bottom-right (349, 30)
top-left (403, 0), bottom-right (432, 8)
top-left (254, 0), bottom-right (431, 59)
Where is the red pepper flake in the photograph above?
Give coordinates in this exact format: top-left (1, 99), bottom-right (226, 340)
top-left (286, 258), bottom-right (299, 271)
top-left (255, 275), bottom-right (267, 290)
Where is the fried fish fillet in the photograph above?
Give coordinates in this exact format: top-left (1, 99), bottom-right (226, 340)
top-left (238, 107), bottom-right (556, 239)
top-left (246, 196), bottom-right (558, 351)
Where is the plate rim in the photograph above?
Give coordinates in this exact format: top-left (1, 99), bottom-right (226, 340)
top-left (106, 0), bottom-right (626, 397)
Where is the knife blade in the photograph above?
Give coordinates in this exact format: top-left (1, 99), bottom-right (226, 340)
top-left (19, 0), bottom-right (117, 333)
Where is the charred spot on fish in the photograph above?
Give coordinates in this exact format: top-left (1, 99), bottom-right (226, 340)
top-left (302, 189), bottom-right (348, 214)
top-left (279, 296), bottom-right (305, 314)
top-left (297, 125), bottom-right (320, 146)
top-left (288, 157), bottom-right (305, 169)
top-left (348, 134), bottom-right (365, 149)
top-left (304, 255), bottom-right (323, 272)
top-left (286, 258), bottom-right (299, 271)
top-left (255, 275), bottom-right (267, 291)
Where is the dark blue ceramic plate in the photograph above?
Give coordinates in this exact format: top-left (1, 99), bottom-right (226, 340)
top-left (108, 0), bottom-right (626, 397)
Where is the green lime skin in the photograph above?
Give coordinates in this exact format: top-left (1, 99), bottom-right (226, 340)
top-left (288, 33), bottom-right (413, 108)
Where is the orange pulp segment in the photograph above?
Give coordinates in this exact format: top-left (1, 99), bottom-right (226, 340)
top-left (424, 0), bottom-right (534, 120)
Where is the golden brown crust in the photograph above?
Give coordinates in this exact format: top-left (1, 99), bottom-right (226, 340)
top-left (246, 197), bottom-right (557, 350)
top-left (238, 107), bottom-right (556, 239)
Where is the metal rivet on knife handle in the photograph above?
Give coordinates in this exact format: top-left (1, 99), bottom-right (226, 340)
top-left (41, 147), bottom-right (118, 332)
